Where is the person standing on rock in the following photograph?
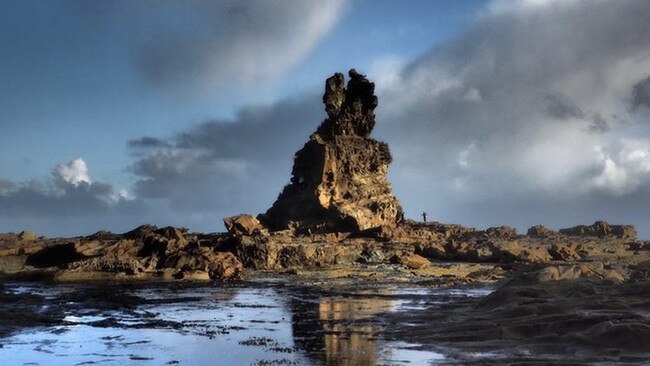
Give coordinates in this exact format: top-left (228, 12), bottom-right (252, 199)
top-left (422, 212), bottom-right (427, 223)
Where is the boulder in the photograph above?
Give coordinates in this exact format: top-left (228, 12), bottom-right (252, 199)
top-left (513, 247), bottom-right (552, 263)
top-left (390, 253), bottom-right (430, 269)
top-left (526, 225), bottom-right (554, 238)
top-left (485, 226), bottom-right (517, 238)
top-left (17, 231), bottom-right (37, 241)
top-left (548, 243), bottom-right (582, 261)
top-left (414, 242), bottom-right (447, 260)
top-left (206, 252), bottom-right (243, 280)
top-left (223, 214), bottom-right (261, 236)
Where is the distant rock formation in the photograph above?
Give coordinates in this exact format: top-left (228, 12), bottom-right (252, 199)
top-left (261, 69), bottom-right (403, 233)
top-left (559, 221), bottom-right (637, 240)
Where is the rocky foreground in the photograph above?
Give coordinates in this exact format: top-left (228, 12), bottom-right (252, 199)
top-left (1, 220), bottom-right (649, 363)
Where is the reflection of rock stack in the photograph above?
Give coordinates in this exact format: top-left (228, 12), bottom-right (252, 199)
top-left (261, 69), bottom-right (403, 234)
top-left (290, 289), bottom-right (396, 366)
top-left (319, 297), bottom-right (394, 366)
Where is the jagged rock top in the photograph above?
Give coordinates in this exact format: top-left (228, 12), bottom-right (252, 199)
top-left (316, 69), bottom-right (378, 139)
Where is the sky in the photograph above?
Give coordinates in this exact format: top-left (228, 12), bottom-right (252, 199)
top-left (1, 0), bottom-right (650, 238)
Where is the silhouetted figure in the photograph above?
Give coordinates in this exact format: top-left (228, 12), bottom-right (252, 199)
top-left (422, 212), bottom-right (427, 223)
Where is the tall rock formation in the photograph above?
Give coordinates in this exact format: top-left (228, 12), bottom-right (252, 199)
top-left (261, 69), bottom-right (403, 233)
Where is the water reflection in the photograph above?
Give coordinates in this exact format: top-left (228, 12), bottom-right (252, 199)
top-left (291, 290), bottom-right (400, 365)
top-left (0, 282), bottom-right (453, 365)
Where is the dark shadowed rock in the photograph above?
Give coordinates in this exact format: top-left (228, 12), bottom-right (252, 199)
top-left (86, 230), bottom-right (116, 241)
top-left (25, 243), bottom-right (85, 268)
top-left (124, 224), bottom-right (158, 239)
top-left (261, 69), bottom-right (403, 234)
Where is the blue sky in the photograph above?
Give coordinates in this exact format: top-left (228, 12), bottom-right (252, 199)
top-left (2, 0), bottom-right (650, 238)
top-left (1, 0), bottom-right (484, 187)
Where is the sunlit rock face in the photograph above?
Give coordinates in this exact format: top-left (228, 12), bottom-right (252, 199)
top-left (262, 69), bottom-right (403, 234)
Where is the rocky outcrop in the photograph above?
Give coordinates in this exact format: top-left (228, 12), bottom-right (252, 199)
top-left (559, 221), bottom-right (637, 240)
top-left (261, 69), bottom-right (403, 234)
top-left (548, 243), bottom-right (582, 261)
top-left (485, 226), bottom-right (518, 238)
top-left (17, 231), bottom-right (38, 241)
top-left (0, 225), bottom-right (243, 281)
top-left (527, 225), bottom-right (554, 238)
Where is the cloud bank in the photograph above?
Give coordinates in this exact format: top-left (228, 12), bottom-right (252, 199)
top-left (127, 0), bottom-right (346, 90)
top-left (127, 95), bottom-right (323, 225)
top-left (374, 0), bottom-right (650, 232)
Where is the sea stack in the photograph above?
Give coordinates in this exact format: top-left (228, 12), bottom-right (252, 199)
top-left (261, 69), bottom-right (403, 234)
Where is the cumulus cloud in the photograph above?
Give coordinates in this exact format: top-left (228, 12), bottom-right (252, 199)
top-left (126, 0), bottom-right (346, 90)
top-left (54, 158), bottom-right (91, 187)
top-left (0, 158), bottom-right (144, 236)
top-left (369, 0), bottom-right (650, 234)
top-left (590, 139), bottom-right (650, 195)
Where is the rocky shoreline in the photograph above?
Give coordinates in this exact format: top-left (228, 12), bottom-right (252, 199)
top-left (1, 219), bottom-right (646, 285)
top-left (1, 220), bottom-right (648, 363)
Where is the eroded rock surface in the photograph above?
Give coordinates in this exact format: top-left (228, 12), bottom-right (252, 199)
top-left (385, 267), bottom-right (650, 364)
top-left (0, 225), bottom-right (243, 281)
top-left (261, 69), bottom-right (403, 234)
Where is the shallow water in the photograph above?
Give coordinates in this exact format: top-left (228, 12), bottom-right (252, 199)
top-left (0, 280), bottom-right (493, 365)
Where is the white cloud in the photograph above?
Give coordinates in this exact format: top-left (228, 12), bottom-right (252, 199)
top-left (377, 0), bottom-right (650, 199)
top-left (590, 139), bottom-right (650, 195)
top-left (131, 0), bottom-right (347, 91)
top-left (54, 158), bottom-right (91, 186)
top-left (109, 189), bottom-right (134, 203)
top-left (0, 159), bottom-right (146, 235)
